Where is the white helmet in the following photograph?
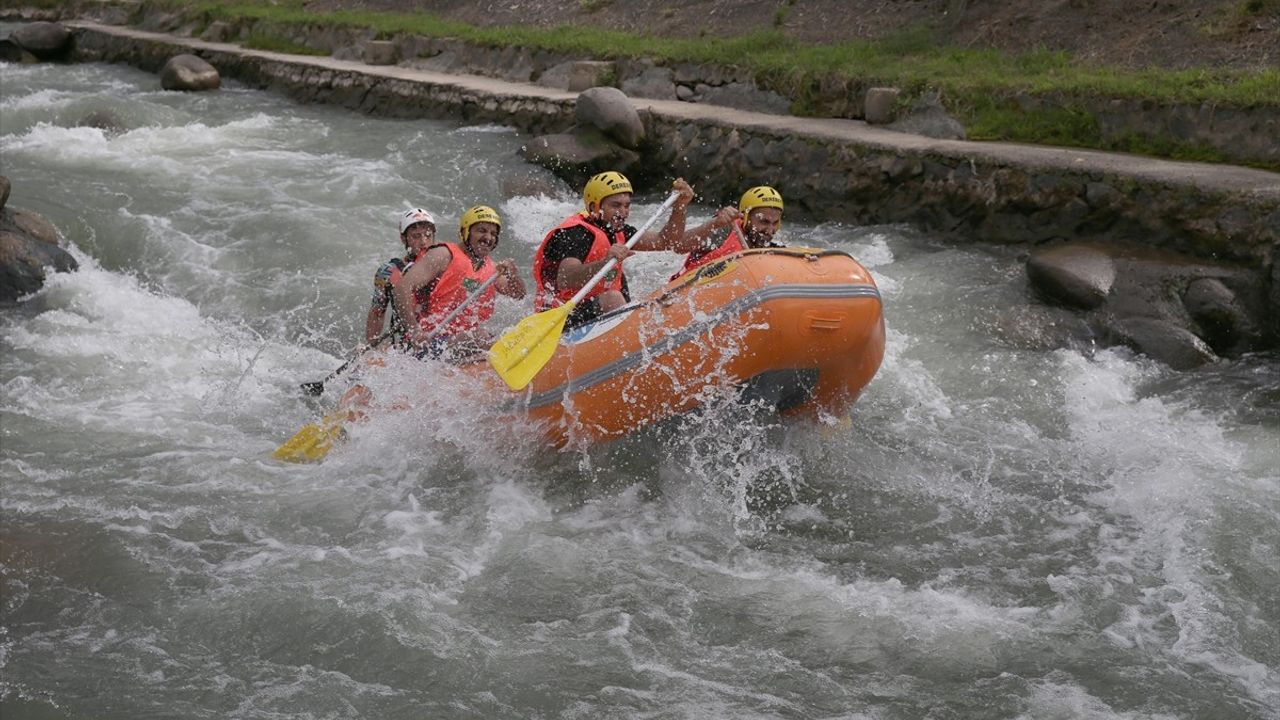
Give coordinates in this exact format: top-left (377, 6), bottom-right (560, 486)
top-left (399, 208), bottom-right (436, 235)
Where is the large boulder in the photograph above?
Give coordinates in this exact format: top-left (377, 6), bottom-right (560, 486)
top-left (619, 64), bottom-right (677, 101)
top-left (1183, 276), bottom-right (1257, 354)
top-left (0, 197), bottom-right (78, 304)
top-left (887, 91), bottom-right (966, 140)
top-left (1025, 239), bottom-right (1271, 369)
top-left (521, 130), bottom-right (640, 186)
top-left (537, 61), bottom-right (615, 93)
top-left (575, 87), bottom-right (645, 150)
top-left (7, 207), bottom-right (60, 246)
top-left (695, 82), bottom-right (792, 115)
top-left (160, 54), bottom-right (220, 91)
top-left (9, 22), bottom-right (71, 61)
top-left (1270, 241), bottom-right (1280, 344)
top-left (1026, 242), bottom-right (1116, 309)
top-left (200, 21), bottom-right (235, 43)
top-left (0, 38), bottom-right (39, 64)
top-left (864, 87), bottom-right (900, 124)
top-left (1105, 317), bottom-right (1217, 370)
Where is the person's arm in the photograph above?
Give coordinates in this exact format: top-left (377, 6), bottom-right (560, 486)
top-left (633, 177), bottom-right (696, 251)
top-left (672, 206), bottom-right (740, 255)
top-left (365, 262), bottom-right (395, 343)
top-left (545, 226), bottom-right (622, 293)
top-left (364, 306), bottom-right (385, 344)
top-left (556, 242), bottom-right (633, 291)
top-left (493, 259), bottom-right (526, 299)
top-left (392, 246), bottom-right (451, 344)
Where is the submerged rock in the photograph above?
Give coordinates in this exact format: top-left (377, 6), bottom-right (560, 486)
top-left (1105, 317), bottom-right (1218, 370)
top-left (78, 109), bottom-right (128, 135)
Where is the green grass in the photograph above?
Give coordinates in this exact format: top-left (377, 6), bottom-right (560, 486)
top-left (242, 29), bottom-right (329, 56)
top-left (160, 0), bottom-right (1277, 108)
top-left (14, 0), bottom-right (1276, 167)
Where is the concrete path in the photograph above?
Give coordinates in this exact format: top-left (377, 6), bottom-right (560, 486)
top-left (70, 22), bottom-right (1280, 201)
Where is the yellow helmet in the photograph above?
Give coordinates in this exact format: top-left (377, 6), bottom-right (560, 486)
top-left (459, 204), bottom-right (501, 242)
top-left (738, 186), bottom-right (784, 216)
top-left (583, 171), bottom-right (633, 210)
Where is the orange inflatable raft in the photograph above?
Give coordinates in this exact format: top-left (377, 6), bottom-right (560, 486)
top-left (473, 246), bottom-right (885, 447)
top-left (275, 247), bottom-right (884, 461)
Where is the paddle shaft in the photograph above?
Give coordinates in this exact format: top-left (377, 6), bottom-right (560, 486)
top-left (301, 330), bottom-right (393, 395)
top-left (486, 189), bottom-right (684, 390)
top-left (564, 190), bottom-right (681, 308)
top-left (303, 271), bottom-right (502, 395)
top-left (419, 271), bottom-right (500, 343)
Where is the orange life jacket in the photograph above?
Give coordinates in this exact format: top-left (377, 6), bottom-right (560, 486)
top-left (669, 222), bottom-right (747, 282)
top-left (532, 214), bottom-right (626, 312)
top-left (415, 242), bottom-right (496, 335)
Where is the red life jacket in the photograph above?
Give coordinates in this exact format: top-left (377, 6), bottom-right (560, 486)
top-left (532, 214), bottom-right (626, 312)
top-left (669, 222), bottom-right (747, 282)
top-left (415, 242), bottom-right (496, 335)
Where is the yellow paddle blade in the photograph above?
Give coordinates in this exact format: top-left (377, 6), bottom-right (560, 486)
top-left (272, 411), bottom-right (347, 463)
top-left (487, 302), bottom-right (574, 390)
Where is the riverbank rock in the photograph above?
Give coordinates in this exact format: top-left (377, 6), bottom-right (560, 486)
top-left (159, 53), bottom-right (220, 91)
top-left (575, 87), bottom-right (645, 150)
top-left (887, 91), bottom-right (967, 140)
top-left (523, 87), bottom-right (647, 184)
top-left (536, 60), bottom-right (614, 92)
top-left (0, 38), bottom-right (39, 64)
top-left (1026, 243), bottom-right (1115, 309)
top-left (1025, 240), bottom-right (1270, 369)
top-left (0, 180), bottom-right (78, 304)
top-left (9, 21), bottom-right (71, 61)
top-left (521, 130), bottom-right (641, 186)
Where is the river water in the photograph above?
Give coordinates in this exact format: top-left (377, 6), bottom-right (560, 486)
top-left (2, 51), bottom-right (1278, 720)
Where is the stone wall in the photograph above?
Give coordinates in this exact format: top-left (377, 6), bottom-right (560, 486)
top-left (70, 28), bottom-right (580, 135)
top-left (14, 0), bottom-right (1274, 170)
top-left (102, 2), bottom-right (1280, 170)
top-left (66, 25), bottom-right (1280, 271)
top-left (11, 20), bottom-right (1280, 362)
top-left (650, 117), bottom-right (1280, 266)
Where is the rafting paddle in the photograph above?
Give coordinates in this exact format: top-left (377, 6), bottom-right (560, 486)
top-left (488, 190), bottom-right (681, 391)
top-left (300, 331), bottom-right (392, 397)
top-left (277, 273), bottom-right (504, 462)
top-left (273, 409), bottom-right (350, 462)
top-left (299, 273), bottom-right (502, 396)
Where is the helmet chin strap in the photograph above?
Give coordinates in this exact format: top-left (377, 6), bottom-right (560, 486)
top-left (462, 235), bottom-right (486, 269)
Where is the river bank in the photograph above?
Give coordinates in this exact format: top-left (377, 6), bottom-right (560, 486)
top-left (3, 8), bottom-right (1280, 365)
top-left (3, 49), bottom-right (1279, 720)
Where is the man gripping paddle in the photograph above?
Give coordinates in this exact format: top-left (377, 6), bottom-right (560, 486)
top-left (531, 172), bottom-right (697, 331)
top-left (491, 178), bottom-right (696, 390)
top-left (393, 204), bottom-right (525, 361)
top-left (670, 185), bottom-right (786, 282)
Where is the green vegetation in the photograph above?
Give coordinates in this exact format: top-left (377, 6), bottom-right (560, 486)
top-left (243, 29), bottom-right (329, 56)
top-left (16, 0), bottom-right (1277, 167)
top-left (160, 0), bottom-right (1277, 108)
